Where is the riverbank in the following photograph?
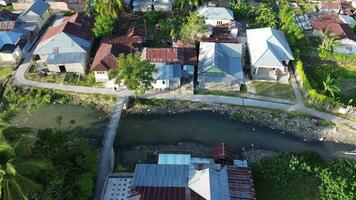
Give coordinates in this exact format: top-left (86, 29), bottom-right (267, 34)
top-left (125, 98), bottom-right (356, 145)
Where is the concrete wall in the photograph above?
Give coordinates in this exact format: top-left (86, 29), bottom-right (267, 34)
top-left (94, 71), bottom-right (109, 82)
top-left (199, 81), bottom-right (241, 91)
top-left (152, 78), bottom-right (181, 90)
top-left (0, 46), bottom-right (22, 64)
top-left (205, 19), bottom-right (231, 27)
top-left (47, 62), bottom-right (86, 74)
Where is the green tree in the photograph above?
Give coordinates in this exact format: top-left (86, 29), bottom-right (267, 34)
top-left (179, 12), bottom-right (206, 43)
top-left (116, 53), bottom-right (155, 95)
top-left (319, 28), bottom-right (336, 54)
top-left (92, 15), bottom-right (113, 37)
top-left (94, 0), bottom-right (124, 19)
top-left (173, 0), bottom-right (199, 11)
top-left (230, 0), bottom-right (254, 19)
top-left (252, 4), bottom-right (277, 28)
top-left (279, 6), bottom-right (304, 47)
top-left (0, 142), bottom-right (49, 200)
top-left (322, 75), bottom-right (341, 98)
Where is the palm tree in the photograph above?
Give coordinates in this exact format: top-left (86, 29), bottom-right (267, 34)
top-left (94, 0), bottom-right (124, 19)
top-left (0, 141), bottom-right (50, 200)
top-left (323, 75), bottom-right (341, 98)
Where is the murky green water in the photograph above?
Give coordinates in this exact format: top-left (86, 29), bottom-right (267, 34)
top-left (10, 104), bottom-right (109, 139)
top-left (117, 112), bottom-right (356, 158)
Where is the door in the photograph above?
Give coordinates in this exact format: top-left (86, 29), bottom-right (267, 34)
top-left (59, 65), bottom-right (66, 73)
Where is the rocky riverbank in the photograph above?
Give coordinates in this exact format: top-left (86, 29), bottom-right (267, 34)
top-left (125, 98), bottom-right (356, 145)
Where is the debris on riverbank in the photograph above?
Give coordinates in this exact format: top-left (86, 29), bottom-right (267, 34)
top-left (124, 98), bottom-right (356, 145)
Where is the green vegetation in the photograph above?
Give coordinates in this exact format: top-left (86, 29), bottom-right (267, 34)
top-left (0, 5), bottom-right (14, 11)
top-left (249, 81), bottom-right (295, 101)
top-left (0, 67), bottom-right (12, 82)
top-left (93, 15), bottom-right (114, 37)
top-left (319, 28), bottom-right (336, 54)
top-left (195, 90), bottom-right (244, 97)
top-left (116, 53), bottom-right (155, 95)
top-left (179, 12), bottom-right (206, 43)
top-left (173, 0), bottom-right (198, 12)
top-left (252, 152), bottom-right (355, 200)
top-left (94, 0), bottom-right (124, 19)
top-left (25, 71), bottom-right (102, 87)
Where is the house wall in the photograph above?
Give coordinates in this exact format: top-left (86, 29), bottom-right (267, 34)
top-left (0, 47), bottom-right (22, 64)
top-left (47, 62), bottom-right (86, 74)
top-left (35, 33), bottom-right (87, 55)
top-left (152, 78), bottom-right (181, 90)
top-left (154, 3), bottom-right (172, 12)
top-left (94, 71), bottom-right (109, 82)
top-left (199, 81), bottom-right (241, 91)
top-left (205, 19), bottom-right (232, 27)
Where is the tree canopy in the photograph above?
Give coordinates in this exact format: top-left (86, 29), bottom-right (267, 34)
top-left (179, 12), bottom-right (206, 43)
top-left (116, 53), bottom-right (155, 95)
top-left (252, 4), bottom-right (277, 28)
top-left (92, 14), bottom-right (113, 37)
top-left (94, 0), bottom-right (124, 19)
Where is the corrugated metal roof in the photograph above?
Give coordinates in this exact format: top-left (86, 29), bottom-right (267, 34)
top-left (0, 31), bottom-right (23, 49)
top-left (198, 6), bottom-right (234, 21)
top-left (152, 63), bottom-right (182, 80)
top-left (227, 166), bottom-right (256, 200)
top-left (132, 187), bottom-right (186, 200)
top-left (46, 52), bottom-right (86, 64)
top-left (132, 164), bottom-right (189, 187)
top-left (158, 154), bottom-right (191, 165)
top-left (198, 42), bottom-right (244, 83)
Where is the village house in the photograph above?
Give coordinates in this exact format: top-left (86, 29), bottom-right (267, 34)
top-left (319, 1), bottom-right (342, 14)
top-left (246, 27), bottom-right (294, 83)
top-left (198, 6), bottom-right (234, 27)
top-left (141, 46), bottom-right (197, 90)
top-left (198, 41), bottom-right (244, 91)
top-left (153, 0), bottom-right (172, 12)
top-left (34, 12), bottom-right (94, 74)
top-left (18, 0), bottom-right (51, 35)
top-left (132, 0), bottom-right (153, 11)
top-left (310, 14), bottom-right (356, 55)
top-left (125, 143), bottom-right (256, 200)
top-left (90, 27), bottom-right (144, 82)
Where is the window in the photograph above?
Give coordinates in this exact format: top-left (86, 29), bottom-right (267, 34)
top-left (217, 21), bottom-right (223, 25)
top-left (162, 80), bottom-right (165, 84)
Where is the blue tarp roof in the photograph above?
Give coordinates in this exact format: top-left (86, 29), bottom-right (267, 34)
top-left (0, 31), bottom-right (23, 49)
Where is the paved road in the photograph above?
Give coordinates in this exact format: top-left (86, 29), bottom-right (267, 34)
top-left (93, 98), bottom-right (125, 200)
top-left (13, 57), bottom-right (356, 129)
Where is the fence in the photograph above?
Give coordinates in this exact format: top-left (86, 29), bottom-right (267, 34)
top-left (294, 63), bottom-right (356, 119)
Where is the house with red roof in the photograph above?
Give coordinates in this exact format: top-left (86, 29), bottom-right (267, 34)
top-left (319, 1), bottom-right (342, 13)
top-left (90, 27), bottom-right (144, 82)
top-left (140, 46), bottom-right (197, 90)
top-left (34, 12), bottom-right (94, 74)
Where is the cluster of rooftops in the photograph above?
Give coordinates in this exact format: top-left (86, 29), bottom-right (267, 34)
top-left (102, 143), bottom-right (256, 200)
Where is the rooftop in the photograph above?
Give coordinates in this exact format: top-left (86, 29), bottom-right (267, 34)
top-left (198, 6), bottom-right (234, 21)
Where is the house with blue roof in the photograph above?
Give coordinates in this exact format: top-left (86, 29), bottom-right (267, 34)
top-left (18, 0), bottom-right (51, 34)
top-left (198, 41), bottom-right (244, 91)
top-left (0, 31), bottom-right (29, 64)
top-left (34, 13), bottom-right (94, 74)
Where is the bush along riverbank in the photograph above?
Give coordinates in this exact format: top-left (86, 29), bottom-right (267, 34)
top-left (0, 84), bottom-right (116, 120)
top-left (251, 151), bottom-right (355, 200)
top-left (125, 98), bottom-right (356, 145)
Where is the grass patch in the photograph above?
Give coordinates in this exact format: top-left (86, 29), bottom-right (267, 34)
top-left (0, 67), bottom-right (13, 82)
top-left (305, 59), bottom-right (356, 105)
top-left (134, 98), bottom-right (171, 106)
top-left (249, 81), bottom-right (296, 101)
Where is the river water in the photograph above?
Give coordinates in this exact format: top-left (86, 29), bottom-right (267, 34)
top-left (117, 111), bottom-right (356, 158)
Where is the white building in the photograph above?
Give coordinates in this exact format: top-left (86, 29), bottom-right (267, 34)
top-left (101, 173), bottom-right (133, 200)
top-left (198, 6), bottom-right (234, 27)
top-left (247, 27), bottom-right (294, 83)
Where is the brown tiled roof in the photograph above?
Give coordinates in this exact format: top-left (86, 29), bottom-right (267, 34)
top-left (211, 142), bottom-right (235, 165)
top-left (141, 47), bottom-right (198, 65)
top-left (127, 26), bottom-right (145, 38)
top-left (40, 12), bottom-right (94, 43)
top-left (320, 1), bottom-right (342, 10)
top-left (91, 27), bottom-right (144, 72)
top-left (227, 166), bottom-right (256, 200)
top-left (312, 22), bottom-right (356, 41)
top-left (141, 48), bottom-right (180, 63)
top-left (131, 187), bottom-right (186, 200)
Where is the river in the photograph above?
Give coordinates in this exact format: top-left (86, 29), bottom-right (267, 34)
top-left (117, 111), bottom-right (356, 158)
